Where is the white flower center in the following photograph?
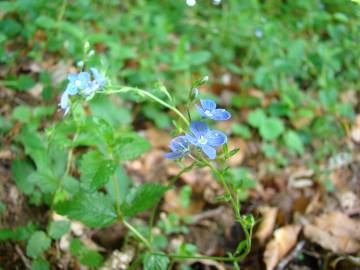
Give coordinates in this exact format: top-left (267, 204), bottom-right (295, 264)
top-left (205, 110), bottom-right (213, 117)
top-left (75, 80), bottom-right (82, 87)
top-left (198, 136), bottom-right (208, 144)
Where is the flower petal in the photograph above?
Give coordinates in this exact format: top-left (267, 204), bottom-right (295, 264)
top-left (67, 73), bottom-right (77, 82)
top-left (206, 130), bottom-right (227, 147)
top-left (190, 121), bottom-right (209, 138)
top-left (196, 105), bottom-right (207, 118)
top-left (185, 134), bottom-right (200, 146)
top-left (211, 109), bottom-right (231, 121)
top-left (201, 145), bottom-right (216, 159)
top-left (164, 151), bottom-right (184, 159)
top-left (65, 83), bottom-right (78, 95)
top-left (170, 136), bottom-right (189, 152)
top-left (59, 92), bottom-right (69, 110)
top-left (200, 99), bottom-right (216, 111)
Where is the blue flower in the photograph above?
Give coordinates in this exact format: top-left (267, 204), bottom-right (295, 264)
top-left (59, 92), bottom-right (70, 115)
top-left (164, 136), bottom-right (191, 159)
top-left (83, 68), bottom-right (107, 96)
top-left (90, 68), bottom-right (107, 89)
top-left (186, 121), bottom-right (227, 159)
top-left (65, 72), bottom-right (91, 95)
top-left (196, 99), bottom-right (231, 121)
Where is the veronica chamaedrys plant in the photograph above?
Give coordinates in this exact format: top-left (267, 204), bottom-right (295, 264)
top-left (54, 60), bottom-right (253, 269)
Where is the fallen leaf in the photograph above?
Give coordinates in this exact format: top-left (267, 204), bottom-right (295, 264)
top-left (304, 211), bottom-right (360, 253)
top-left (255, 206), bottom-right (278, 245)
top-left (263, 224), bottom-right (302, 270)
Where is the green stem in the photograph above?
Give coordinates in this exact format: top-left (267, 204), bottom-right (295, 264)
top-left (122, 218), bottom-right (152, 250)
top-left (103, 87), bottom-right (189, 127)
top-left (148, 162), bottom-right (196, 244)
top-left (151, 252), bottom-right (236, 262)
top-left (112, 174), bottom-right (122, 216)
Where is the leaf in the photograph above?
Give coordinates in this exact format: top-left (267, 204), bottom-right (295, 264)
top-left (54, 192), bottom-right (117, 227)
top-left (144, 253), bottom-right (170, 270)
top-left (247, 109), bottom-right (266, 128)
top-left (121, 183), bottom-right (170, 217)
top-left (263, 224), bottom-right (301, 270)
top-left (16, 75), bottom-right (35, 91)
top-left (47, 220), bottom-right (70, 240)
top-left (31, 259), bottom-right (50, 270)
top-left (284, 130), bottom-right (304, 155)
top-left (70, 239), bottom-right (103, 267)
top-left (26, 231), bottom-right (51, 259)
top-left (11, 159), bottom-right (35, 195)
top-left (259, 117), bottom-right (285, 141)
top-left (80, 150), bottom-right (116, 192)
top-left (113, 133), bottom-right (151, 161)
top-left (255, 206), bottom-right (278, 245)
top-left (304, 211), bottom-right (360, 253)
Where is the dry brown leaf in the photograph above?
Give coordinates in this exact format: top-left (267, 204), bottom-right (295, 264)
top-left (304, 211), bottom-right (360, 253)
top-left (264, 224), bottom-right (302, 270)
top-left (255, 206), bottom-right (278, 245)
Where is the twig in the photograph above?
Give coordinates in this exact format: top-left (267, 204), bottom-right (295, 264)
top-left (277, 241), bottom-right (305, 270)
top-left (15, 244), bottom-right (31, 269)
top-left (191, 206), bottom-right (227, 223)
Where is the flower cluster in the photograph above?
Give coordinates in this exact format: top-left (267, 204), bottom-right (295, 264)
top-left (59, 68), bottom-right (107, 114)
top-left (165, 99), bottom-right (231, 160)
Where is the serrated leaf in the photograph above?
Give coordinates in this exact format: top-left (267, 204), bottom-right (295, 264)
top-left (80, 151), bottom-right (116, 192)
top-left (47, 220), bottom-right (70, 240)
top-left (113, 133), bottom-right (150, 161)
top-left (144, 253), bottom-right (169, 270)
top-left (26, 231), bottom-right (51, 259)
top-left (11, 159), bottom-right (35, 195)
top-left (54, 192), bottom-right (117, 227)
top-left (121, 183), bottom-right (170, 217)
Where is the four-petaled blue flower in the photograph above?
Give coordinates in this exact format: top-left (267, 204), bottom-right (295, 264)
top-left (65, 72), bottom-right (91, 96)
top-left (186, 121), bottom-right (227, 159)
top-left (196, 99), bottom-right (231, 121)
top-left (83, 68), bottom-right (107, 96)
top-left (164, 136), bottom-right (190, 159)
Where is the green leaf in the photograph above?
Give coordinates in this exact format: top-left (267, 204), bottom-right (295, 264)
top-left (11, 159), bottom-right (35, 195)
top-left (31, 259), bottom-right (50, 270)
top-left (54, 192), bottom-right (117, 227)
top-left (121, 183), bottom-right (170, 217)
top-left (113, 133), bottom-right (151, 161)
top-left (26, 231), bottom-right (51, 259)
top-left (144, 253), bottom-right (169, 270)
top-left (16, 75), bottom-right (36, 91)
top-left (259, 117), bottom-right (285, 141)
top-left (80, 151), bottom-right (116, 192)
top-left (284, 130), bottom-right (304, 155)
top-left (247, 109), bottom-right (266, 128)
top-left (106, 166), bottom-right (133, 204)
top-left (47, 220), bottom-right (70, 240)
top-left (70, 239), bottom-right (103, 267)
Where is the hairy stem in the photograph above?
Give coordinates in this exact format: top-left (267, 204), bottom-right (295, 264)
top-left (104, 87), bottom-right (189, 126)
